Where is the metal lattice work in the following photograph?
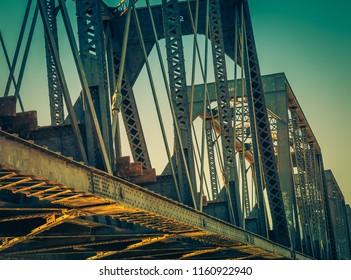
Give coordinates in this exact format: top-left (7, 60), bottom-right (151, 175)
top-left (76, 0), bottom-right (113, 168)
top-left (44, 0), bottom-right (64, 125)
top-left (205, 119), bottom-right (219, 200)
top-left (242, 1), bottom-right (290, 246)
top-left (310, 142), bottom-right (328, 258)
top-left (1, 0), bottom-right (350, 260)
top-left (302, 127), bottom-right (319, 256)
top-left (290, 108), bottom-right (313, 255)
top-left (113, 52), bottom-right (151, 169)
top-left (239, 153), bottom-right (250, 219)
top-left (162, 0), bottom-right (196, 207)
top-left (0, 130), bottom-right (310, 260)
top-left (209, 0), bottom-right (240, 226)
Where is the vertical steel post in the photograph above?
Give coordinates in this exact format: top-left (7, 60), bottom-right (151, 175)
top-left (311, 144), bottom-right (328, 258)
top-left (37, 0), bottom-right (88, 165)
top-left (209, 0), bottom-right (240, 226)
top-left (75, 0), bottom-right (113, 170)
top-left (319, 157), bottom-right (336, 259)
top-left (290, 108), bottom-right (313, 255)
top-left (44, 0), bottom-right (64, 125)
top-left (302, 127), bottom-right (319, 256)
top-left (162, 0), bottom-right (197, 208)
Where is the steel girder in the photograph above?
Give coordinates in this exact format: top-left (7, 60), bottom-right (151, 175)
top-left (43, 0), bottom-right (64, 126)
top-left (75, 0), bottom-right (113, 170)
top-left (162, 0), bottom-right (197, 207)
top-left (209, 0), bottom-right (240, 226)
top-left (0, 129), bottom-right (310, 260)
top-left (290, 108), bottom-right (313, 255)
top-left (310, 143), bottom-right (328, 258)
top-left (301, 127), bottom-right (319, 256)
top-left (242, 1), bottom-right (290, 247)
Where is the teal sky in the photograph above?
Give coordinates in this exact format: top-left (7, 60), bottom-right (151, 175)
top-left (0, 0), bottom-right (350, 204)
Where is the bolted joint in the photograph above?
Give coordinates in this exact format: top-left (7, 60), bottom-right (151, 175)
top-left (111, 91), bottom-right (123, 113)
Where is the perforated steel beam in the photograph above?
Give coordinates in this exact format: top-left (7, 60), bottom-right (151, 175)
top-left (209, 0), bottom-right (240, 226)
top-left (44, 0), bottom-right (64, 125)
top-left (242, 1), bottom-right (290, 247)
top-left (162, 0), bottom-right (196, 207)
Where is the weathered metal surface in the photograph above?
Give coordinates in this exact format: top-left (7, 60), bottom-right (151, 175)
top-left (0, 129), bottom-right (309, 259)
top-left (325, 170), bottom-right (350, 260)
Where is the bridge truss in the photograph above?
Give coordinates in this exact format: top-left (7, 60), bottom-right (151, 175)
top-left (0, 0), bottom-right (350, 259)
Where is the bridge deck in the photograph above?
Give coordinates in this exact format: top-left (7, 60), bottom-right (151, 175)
top-left (0, 129), bottom-right (309, 259)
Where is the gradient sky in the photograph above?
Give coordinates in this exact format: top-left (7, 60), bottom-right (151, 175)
top-left (0, 0), bottom-right (350, 204)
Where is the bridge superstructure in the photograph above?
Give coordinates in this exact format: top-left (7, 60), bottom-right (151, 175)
top-left (0, 0), bottom-right (350, 260)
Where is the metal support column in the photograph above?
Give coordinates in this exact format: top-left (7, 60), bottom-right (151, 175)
top-left (209, 0), bottom-right (240, 226)
top-left (76, 0), bottom-right (113, 170)
top-left (162, 0), bottom-right (197, 207)
top-left (301, 127), bottom-right (318, 257)
top-left (242, 0), bottom-right (289, 246)
top-left (44, 0), bottom-right (64, 125)
top-left (318, 154), bottom-right (335, 259)
top-left (311, 144), bottom-right (328, 258)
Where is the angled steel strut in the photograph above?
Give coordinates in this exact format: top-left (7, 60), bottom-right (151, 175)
top-left (242, 0), bottom-right (290, 247)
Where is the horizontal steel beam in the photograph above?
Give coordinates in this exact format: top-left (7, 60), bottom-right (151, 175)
top-left (0, 129), bottom-right (310, 259)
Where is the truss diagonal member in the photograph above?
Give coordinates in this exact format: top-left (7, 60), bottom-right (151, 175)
top-left (4, 0), bottom-right (32, 99)
top-left (0, 210), bottom-right (77, 252)
top-left (0, 32), bottom-right (25, 112)
top-left (37, 0), bottom-right (88, 166)
top-left (242, 0), bottom-right (290, 247)
top-left (44, 0), bottom-right (64, 125)
top-left (87, 234), bottom-right (172, 260)
top-left (205, 120), bottom-right (219, 200)
top-left (114, 55), bottom-right (151, 169)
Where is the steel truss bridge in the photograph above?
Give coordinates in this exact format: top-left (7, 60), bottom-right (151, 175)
top-left (0, 0), bottom-right (350, 260)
